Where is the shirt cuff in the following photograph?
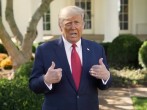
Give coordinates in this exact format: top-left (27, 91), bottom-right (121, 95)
top-left (102, 77), bottom-right (110, 85)
top-left (44, 82), bottom-right (52, 90)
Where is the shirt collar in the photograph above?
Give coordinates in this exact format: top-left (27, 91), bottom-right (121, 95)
top-left (62, 36), bottom-right (81, 49)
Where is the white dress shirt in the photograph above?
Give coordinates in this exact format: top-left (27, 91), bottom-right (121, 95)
top-left (62, 36), bottom-right (82, 72)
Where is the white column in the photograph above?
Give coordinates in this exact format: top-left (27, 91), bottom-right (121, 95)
top-left (104, 0), bottom-right (119, 42)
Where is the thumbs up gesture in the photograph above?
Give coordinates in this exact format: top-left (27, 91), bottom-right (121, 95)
top-left (89, 58), bottom-right (110, 80)
top-left (44, 61), bottom-right (62, 85)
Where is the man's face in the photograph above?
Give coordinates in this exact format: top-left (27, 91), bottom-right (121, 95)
top-left (60, 15), bottom-right (84, 44)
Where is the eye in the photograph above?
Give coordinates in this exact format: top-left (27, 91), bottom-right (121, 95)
top-left (65, 22), bottom-right (72, 26)
top-left (74, 21), bottom-right (80, 24)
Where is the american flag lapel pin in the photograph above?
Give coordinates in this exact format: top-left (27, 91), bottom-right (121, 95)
top-left (87, 48), bottom-right (90, 51)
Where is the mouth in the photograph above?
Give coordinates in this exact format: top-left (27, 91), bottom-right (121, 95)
top-left (70, 32), bottom-right (77, 37)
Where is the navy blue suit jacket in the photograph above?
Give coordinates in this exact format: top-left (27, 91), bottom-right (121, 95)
top-left (29, 37), bottom-right (112, 110)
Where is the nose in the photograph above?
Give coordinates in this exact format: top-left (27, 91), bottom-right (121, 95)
top-left (71, 22), bottom-right (77, 29)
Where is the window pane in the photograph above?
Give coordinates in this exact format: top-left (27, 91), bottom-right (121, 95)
top-left (124, 0), bottom-right (128, 5)
top-left (120, 0), bottom-right (123, 4)
top-left (119, 0), bottom-right (128, 30)
top-left (75, 0), bottom-right (92, 29)
top-left (85, 21), bottom-right (91, 29)
top-left (75, 2), bottom-right (79, 6)
top-left (87, 11), bottom-right (91, 19)
top-left (119, 14), bottom-right (123, 21)
top-left (46, 23), bottom-right (50, 30)
top-left (81, 2), bottom-right (85, 9)
top-left (43, 9), bottom-right (50, 31)
top-left (124, 14), bottom-right (128, 21)
top-left (42, 0), bottom-right (50, 31)
top-left (120, 5), bottom-right (123, 13)
top-left (46, 15), bottom-right (50, 21)
top-left (120, 22), bottom-right (123, 29)
top-left (124, 5), bottom-right (128, 13)
top-left (124, 22), bottom-right (128, 29)
top-left (87, 2), bottom-right (91, 10)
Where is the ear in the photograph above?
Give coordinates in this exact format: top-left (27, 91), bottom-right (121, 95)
top-left (58, 23), bottom-right (62, 31)
top-left (82, 22), bottom-right (85, 29)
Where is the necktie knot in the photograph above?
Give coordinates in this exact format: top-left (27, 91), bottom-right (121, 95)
top-left (72, 44), bottom-right (76, 48)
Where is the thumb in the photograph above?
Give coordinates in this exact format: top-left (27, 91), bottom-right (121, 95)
top-left (50, 61), bottom-right (55, 69)
top-left (99, 58), bottom-right (104, 65)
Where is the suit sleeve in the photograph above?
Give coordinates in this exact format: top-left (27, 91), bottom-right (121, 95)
top-left (29, 46), bottom-right (50, 94)
top-left (97, 46), bottom-right (112, 90)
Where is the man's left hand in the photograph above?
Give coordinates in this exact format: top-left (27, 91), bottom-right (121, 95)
top-left (89, 58), bottom-right (110, 80)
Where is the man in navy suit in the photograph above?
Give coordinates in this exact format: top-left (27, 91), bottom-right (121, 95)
top-left (29, 6), bottom-right (112, 110)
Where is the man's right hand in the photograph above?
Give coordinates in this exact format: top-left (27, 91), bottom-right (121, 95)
top-left (44, 61), bottom-right (62, 85)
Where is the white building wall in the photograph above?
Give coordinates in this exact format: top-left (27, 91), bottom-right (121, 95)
top-left (1, 0), bottom-right (147, 43)
top-left (93, 0), bottom-right (119, 42)
top-left (103, 0), bottom-right (119, 42)
top-left (30, 0), bottom-right (44, 42)
top-left (2, 0), bottom-right (32, 37)
top-left (132, 0), bottom-right (147, 35)
top-left (50, 0), bottom-right (66, 35)
top-left (93, 0), bottom-right (105, 34)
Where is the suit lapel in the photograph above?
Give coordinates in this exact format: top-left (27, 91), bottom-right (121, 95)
top-left (55, 37), bottom-right (77, 92)
top-left (78, 39), bottom-right (91, 92)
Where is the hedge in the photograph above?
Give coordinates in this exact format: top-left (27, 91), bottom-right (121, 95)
top-left (138, 41), bottom-right (147, 69)
top-left (0, 62), bottom-right (44, 110)
top-left (107, 34), bottom-right (142, 68)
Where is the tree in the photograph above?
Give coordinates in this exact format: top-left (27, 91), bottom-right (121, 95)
top-left (0, 0), bottom-right (53, 69)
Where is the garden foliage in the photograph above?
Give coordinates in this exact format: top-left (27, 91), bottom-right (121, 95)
top-left (107, 34), bottom-right (142, 68)
top-left (138, 41), bottom-right (147, 69)
top-left (0, 62), bottom-right (43, 110)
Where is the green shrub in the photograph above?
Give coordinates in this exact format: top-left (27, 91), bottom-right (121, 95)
top-left (0, 43), bottom-right (7, 53)
top-left (108, 34), bottom-right (142, 68)
top-left (0, 62), bottom-right (44, 110)
top-left (38, 41), bottom-right (45, 45)
top-left (32, 45), bottom-right (36, 53)
top-left (138, 41), bottom-right (147, 69)
top-left (15, 61), bottom-right (33, 79)
top-left (100, 42), bottom-right (111, 58)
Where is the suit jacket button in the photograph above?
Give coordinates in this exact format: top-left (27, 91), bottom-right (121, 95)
top-left (77, 95), bottom-right (79, 99)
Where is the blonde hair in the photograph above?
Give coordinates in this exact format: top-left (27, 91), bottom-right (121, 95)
top-left (58, 6), bottom-right (84, 25)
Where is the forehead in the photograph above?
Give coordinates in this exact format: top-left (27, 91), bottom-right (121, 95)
top-left (63, 15), bottom-right (83, 22)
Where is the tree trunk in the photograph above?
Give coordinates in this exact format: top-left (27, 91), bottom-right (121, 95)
top-left (0, 0), bottom-right (54, 69)
top-left (0, 18), bottom-right (27, 69)
top-left (21, 0), bottom-right (53, 61)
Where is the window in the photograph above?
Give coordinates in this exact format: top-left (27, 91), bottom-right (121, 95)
top-left (75, 0), bottom-right (91, 29)
top-left (43, 9), bottom-right (50, 31)
top-left (119, 0), bottom-right (129, 30)
top-left (42, 0), bottom-right (50, 31)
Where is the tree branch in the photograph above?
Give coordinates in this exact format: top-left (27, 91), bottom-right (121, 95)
top-left (21, 0), bottom-right (53, 58)
top-left (0, 17), bottom-right (26, 68)
top-left (5, 0), bottom-right (23, 44)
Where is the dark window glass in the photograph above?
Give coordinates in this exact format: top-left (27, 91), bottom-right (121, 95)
top-left (87, 2), bottom-right (91, 10)
top-left (124, 14), bottom-right (128, 21)
top-left (75, 0), bottom-right (91, 29)
top-left (119, 0), bottom-right (128, 30)
top-left (42, 0), bottom-right (50, 31)
top-left (124, 22), bottom-right (128, 29)
top-left (124, 0), bottom-right (128, 5)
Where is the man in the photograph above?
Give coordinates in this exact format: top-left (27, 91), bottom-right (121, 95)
top-left (29, 6), bottom-right (112, 110)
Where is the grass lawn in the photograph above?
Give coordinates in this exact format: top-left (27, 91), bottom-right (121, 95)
top-left (132, 97), bottom-right (147, 110)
